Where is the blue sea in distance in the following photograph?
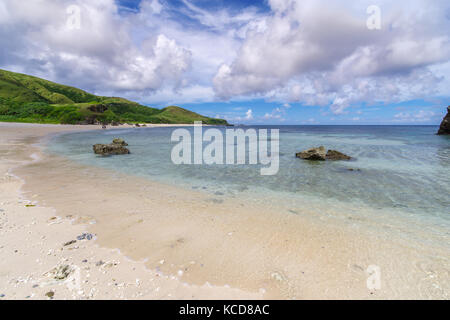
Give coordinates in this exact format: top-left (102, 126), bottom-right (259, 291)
top-left (48, 125), bottom-right (450, 245)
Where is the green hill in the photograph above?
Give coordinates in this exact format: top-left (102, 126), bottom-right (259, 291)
top-left (0, 69), bottom-right (228, 125)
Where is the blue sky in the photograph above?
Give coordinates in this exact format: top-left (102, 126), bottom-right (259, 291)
top-left (178, 98), bottom-right (448, 125)
top-left (1, 0), bottom-right (449, 124)
top-left (117, 0), bottom-right (270, 13)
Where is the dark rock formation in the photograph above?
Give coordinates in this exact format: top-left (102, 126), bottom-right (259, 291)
top-left (297, 147), bottom-right (352, 161)
top-left (326, 150), bottom-right (352, 160)
top-left (437, 106), bottom-right (450, 135)
top-left (112, 138), bottom-right (128, 146)
top-left (93, 144), bottom-right (130, 156)
top-left (296, 146), bottom-right (327, 161)
top-left (93, 139), bottom-right (130, 156)
top-left (82, 115), bottom-right (100, 125)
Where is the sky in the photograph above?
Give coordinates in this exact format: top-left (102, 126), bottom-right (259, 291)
top-left (0, 0), bottom-right (449, 124)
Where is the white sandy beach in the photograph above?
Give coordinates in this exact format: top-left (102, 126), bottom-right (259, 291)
top-left (0, 123), bottom-right (448, 300)
top-left (0, 123), bottom-right (261, 300)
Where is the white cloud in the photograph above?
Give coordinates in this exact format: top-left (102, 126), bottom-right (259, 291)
top-left (245, 109), bottom-right (253, 120)
top-left (393, 110), bottom-right (436, 122)
top-left (263, 103), bottom-right (290, 120)
top-left (1, 0), bottom-right (449, 112)
top-left (0, 0), bottom-right (194, 96)
top-left (263, 112), bottom-right (282, 120)
top-left (149, 0), bottom-right (163, 14)
top-left (215, 108), bottom-right (256, 123)
top-left (213, 0), bottom-right (450, 113)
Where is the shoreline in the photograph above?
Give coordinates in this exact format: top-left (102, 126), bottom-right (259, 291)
top-left (0, 123), bottom-right (449, 299)
top-left (0, 123), bottom-right (261, 300)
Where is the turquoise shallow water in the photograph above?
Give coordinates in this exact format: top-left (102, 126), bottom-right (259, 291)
top-left (47, 125), bottom-right (450, 245)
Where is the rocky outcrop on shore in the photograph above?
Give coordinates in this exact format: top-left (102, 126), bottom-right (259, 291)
top-left (437, 106), bottom-right (450, 135)
top-left (296, 146), bottom-right (352, 161)
top-left (93, 139), bottom-right (130, 156)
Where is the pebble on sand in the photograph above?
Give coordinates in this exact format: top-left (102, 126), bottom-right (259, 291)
top-left (63, 240), bottom-right (77, 246)
top-left (77, 233), bottom-right (94, 241)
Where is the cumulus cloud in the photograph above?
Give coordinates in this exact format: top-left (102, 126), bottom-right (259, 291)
top-left (245, 109), bottom-right (254, 120)
top-left (263, 104), bottom-right (289, 120)
top-left (263, 112), bottom-right (283, 120)
top-left (0, 0), bottom-right (191, 95)
top-left (213, 0), bottom-right (450, 113)
top-left (1, 0), bottom-right (449, 112)
top-left (215, 108), bottom-right (255, 123)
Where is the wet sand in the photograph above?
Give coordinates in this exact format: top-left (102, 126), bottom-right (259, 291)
top-left (1, 123), bottom-right (449, 299)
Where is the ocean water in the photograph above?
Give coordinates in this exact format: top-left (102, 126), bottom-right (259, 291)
top-left (47, 125), bottom-right (450, 246)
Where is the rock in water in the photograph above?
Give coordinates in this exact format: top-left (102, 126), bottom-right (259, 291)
top-left (296, 147), bottom-right (352, 161)
top-left (112, 138), bottom-right (128, 146)
top-left (326, 150), bottom-right (352, 160)
top-left (296, 146), bottom-right (327, 161)
top-left (93, 139), bottom-right (130, 156)
top-left (93, 144), bottom-right (130, 156)
top-left (437, 106), bottom-right (450, 135)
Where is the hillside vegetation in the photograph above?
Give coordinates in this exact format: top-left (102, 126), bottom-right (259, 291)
top-left (0, 69), bottom-right (228, 125)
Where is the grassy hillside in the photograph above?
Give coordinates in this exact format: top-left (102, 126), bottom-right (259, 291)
top-left (0, 69), bottom-right (228, 125)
